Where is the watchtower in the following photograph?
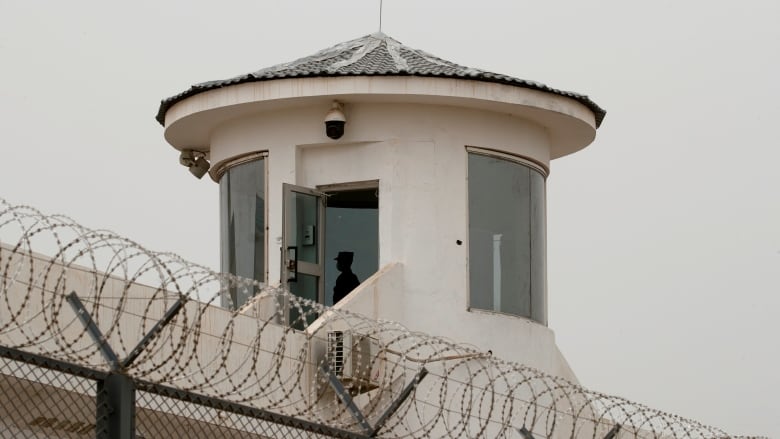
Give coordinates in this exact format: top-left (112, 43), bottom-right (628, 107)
top-left (157, 33), bottom-right (604, 376)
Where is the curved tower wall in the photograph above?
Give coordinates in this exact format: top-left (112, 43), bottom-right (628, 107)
top-left (163, 76), bottom-right (597, 379)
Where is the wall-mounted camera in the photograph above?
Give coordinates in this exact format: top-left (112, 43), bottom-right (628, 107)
top-left (324, 101), bottom-right (346, 140)
top-left (179, 149), bottom-right (211, 179)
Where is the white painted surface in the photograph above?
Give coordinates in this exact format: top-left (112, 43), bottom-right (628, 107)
top-left (164, 85), bottom-right (600, 382)
top-left (163, 76), bottom-right (597, 159)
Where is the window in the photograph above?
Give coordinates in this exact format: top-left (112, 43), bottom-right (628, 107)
top-left (219, 157), bottom-right (266, 308)
top-left (468, 151), bottom-right (546, 324)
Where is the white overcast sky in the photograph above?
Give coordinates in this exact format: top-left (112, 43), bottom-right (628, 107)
top-left (1, 0), bottom-right (778, 436)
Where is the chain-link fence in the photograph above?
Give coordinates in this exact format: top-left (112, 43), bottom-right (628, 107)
top-left (135, 384), bottom-right (361, 439)
top-left (0, 198), bottom-right (765, 439)
top-left (0, 347), bottom-right (103, 438)
top-left (0, 346), bottom-right (364, 439)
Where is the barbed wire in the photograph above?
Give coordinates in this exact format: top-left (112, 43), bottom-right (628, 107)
top-left (0, 198), bottom-right (764, 439)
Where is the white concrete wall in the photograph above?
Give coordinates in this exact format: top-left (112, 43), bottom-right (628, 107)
top-left (1, 244), bottom-right (587, 436)
top-left (208, 102), bottom-right (577, 381)
top-left (163, 76), bottom-right (597, 158)
top-left (0, 244), bottom-right (315, 410)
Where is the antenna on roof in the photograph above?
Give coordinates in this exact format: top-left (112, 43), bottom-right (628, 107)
top-left (379, 0), bottom-right (383, 32)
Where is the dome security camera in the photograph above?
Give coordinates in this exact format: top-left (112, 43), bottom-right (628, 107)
top-left (324, 102), bottom-right (346, 140)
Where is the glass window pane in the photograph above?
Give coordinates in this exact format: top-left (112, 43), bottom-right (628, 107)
top-left (468, 153), bottom-right (546, 324)
top-left (219, 159), bottom-right (265, 308)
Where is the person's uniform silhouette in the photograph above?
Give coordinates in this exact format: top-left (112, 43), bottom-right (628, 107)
top-left (333, 251), bottom-right (360, 304)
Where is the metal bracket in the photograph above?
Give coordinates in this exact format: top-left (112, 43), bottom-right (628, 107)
top-left (68, 291), bottom-right (185, 372)
top-left (518, 426), bottom-right (536, 439)
top-left (369, 367), bottom-right (428, 436)
top-left (67, 291), bottom-right (120, 371)
top-left (287, 246), bottom-right (298, 282)
top-left (121, 297), bottom-right (184, 369)
top-left (320, 363), bottom-right (429, 437)
top-left (320, 363), bottom-right (374, 435)
top-left (604, 423), bottom-right (622, 439)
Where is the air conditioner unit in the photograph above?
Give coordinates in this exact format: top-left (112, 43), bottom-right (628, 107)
top-left (327, 330), bottom-right (379, 393)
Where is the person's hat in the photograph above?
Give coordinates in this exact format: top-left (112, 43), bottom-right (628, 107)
top-left (334, 251), bottom-right (354, 264)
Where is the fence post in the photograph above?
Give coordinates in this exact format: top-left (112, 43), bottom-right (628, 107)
top-left (97, 373), bottom-right (136, 439)
top-left (68, 291), bottom-right (186, 438)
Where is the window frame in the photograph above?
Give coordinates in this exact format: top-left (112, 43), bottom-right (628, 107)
top-left (465, 146), bottom-right (548, 324)
top-left (218, 151), bottom-right (269, 308)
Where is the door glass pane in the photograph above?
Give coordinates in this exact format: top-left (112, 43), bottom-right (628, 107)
top-left (290, 191), bottom-right (319, 265)
top-left (289, 273), bottom-right (319, 330)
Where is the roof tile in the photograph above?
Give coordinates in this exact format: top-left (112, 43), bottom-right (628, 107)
top-left (156, 33), bottom-right (605, 127)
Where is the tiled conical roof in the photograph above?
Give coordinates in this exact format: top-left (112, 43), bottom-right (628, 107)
top-left (156, 33), bottom-right (605, 127)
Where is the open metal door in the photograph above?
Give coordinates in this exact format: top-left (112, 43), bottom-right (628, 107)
top-left (282, 183), bottom-right (326, 330)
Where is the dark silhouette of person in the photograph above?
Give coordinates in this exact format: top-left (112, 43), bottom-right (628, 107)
top-left (333, 251), bottom-right (360, 304)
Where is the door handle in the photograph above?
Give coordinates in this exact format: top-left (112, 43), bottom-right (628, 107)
top-left (287, 246), bottom-right (298, 282)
